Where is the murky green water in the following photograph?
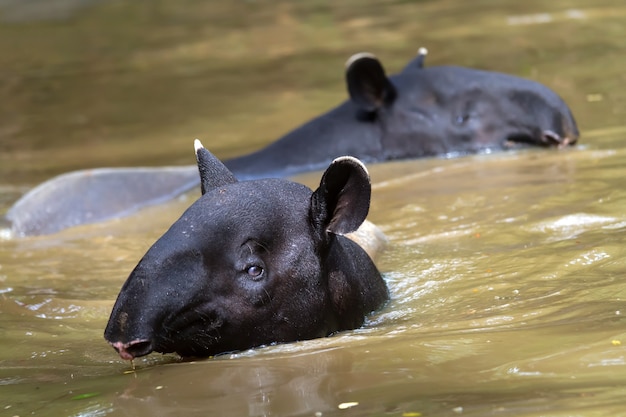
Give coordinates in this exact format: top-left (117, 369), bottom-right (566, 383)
top-left (1, 1), bottom-right (625, 416)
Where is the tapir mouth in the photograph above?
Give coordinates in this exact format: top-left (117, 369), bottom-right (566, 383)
top-left (105, 309), bottom-right (224, 360)
top-left (109, 339), bottom-right (154, 361)
top-left (505, 130), bottom-right (577, 149)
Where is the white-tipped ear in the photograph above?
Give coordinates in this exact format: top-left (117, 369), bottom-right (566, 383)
top-left (345, 53), bottom-right (396, 112)
top-left (402, 47), bottom-right (428, 71)
top-left (331, 156), bottom-right (370, 181)
top-left (310, 156), bottom-right (372, 236)
top-left (194, 139), bottom-right (238, 195)
top-left (194, 138), bottom-right (204, 154)
top-left (345, 52), bottom-right (377, 69)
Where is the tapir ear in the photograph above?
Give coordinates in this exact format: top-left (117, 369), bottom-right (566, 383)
top-left (402, 47), bottom-right (428, 72)
top-left (194, 139), bottom-right (238, 195)
top-left (345, 52), bottom-right (397, 113)
top-left (310, 156), bottom-right (371, 236)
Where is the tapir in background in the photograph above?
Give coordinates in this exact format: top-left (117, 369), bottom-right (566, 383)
top-left (226, 48), bottom-right (579, 179)
top-left (5, 49), bottom-right (579, 237)
top-left (104, 140), bottom-right (388, 360)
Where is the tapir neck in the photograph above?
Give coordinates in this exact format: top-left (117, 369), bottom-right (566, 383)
top-left (325, 235), bottom-right (389, 329)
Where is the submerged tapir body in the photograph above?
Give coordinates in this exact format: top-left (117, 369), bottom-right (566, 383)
top-left (104, 140), bottom-right (388, 359)
top-left (6, 50), bottom-right (579, 236)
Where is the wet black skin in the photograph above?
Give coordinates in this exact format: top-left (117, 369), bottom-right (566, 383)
top-left (104, 143), bottom-right (388, 360)
top-left (225, 51), bottom-right (579, 179)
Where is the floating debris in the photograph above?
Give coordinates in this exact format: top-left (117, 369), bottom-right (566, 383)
top-left (71, 392), bottom-right (100, 401)
top-left (338, 402), bottom-right (359, 410)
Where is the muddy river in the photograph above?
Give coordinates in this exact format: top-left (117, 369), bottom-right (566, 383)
top-left (1, 0), bottom-right (625, 416)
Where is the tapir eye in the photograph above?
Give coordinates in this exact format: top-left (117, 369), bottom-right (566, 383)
top-left (246, 265), bottom-right (264, 279)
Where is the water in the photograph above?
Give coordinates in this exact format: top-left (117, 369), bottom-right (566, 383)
top-left (1, 1), bottom-right (625, 416)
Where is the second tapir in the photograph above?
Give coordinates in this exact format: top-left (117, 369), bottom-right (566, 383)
top-left (227, 49), bottom-right (579, 178)
top-left (104, 140), bottom-right (388, 360)
top-left (6, 50), bottom-right (579, 236)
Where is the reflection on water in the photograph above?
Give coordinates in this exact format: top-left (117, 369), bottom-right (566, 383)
top-left (1, 0), bottom-right (626, 416)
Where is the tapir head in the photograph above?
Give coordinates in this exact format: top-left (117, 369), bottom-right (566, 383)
top-left (104, 140), bottom-right (387, 360)
top-left (345, 50), bottom-right (579, 159)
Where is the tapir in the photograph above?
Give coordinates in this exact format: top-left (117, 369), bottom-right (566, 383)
top-left (5, 49), bottom-right (579, 237)
top-left (104, 140), bottom-right (388, 360)
top-left (226, 49), bottom-right (579, 178)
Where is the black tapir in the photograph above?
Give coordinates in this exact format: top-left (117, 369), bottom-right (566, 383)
top-left (226, 48), bottom-right (579, 179)
top-left (104, 140), bottom-right (388, 360)
top-left (5, 49), bottom-right (579, 237)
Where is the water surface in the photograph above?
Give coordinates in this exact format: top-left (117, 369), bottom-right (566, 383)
top-left (1, 1), bottom-right (625, 416)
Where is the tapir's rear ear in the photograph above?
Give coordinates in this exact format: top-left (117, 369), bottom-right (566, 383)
top-left (310, 156), bottom-right (371, 236)
top-left (194, 139), bottom-right (238, 195)
top-left (345, 52), bottom-right (397, 113)
top-left (402, 47), bottom-right (428, 72)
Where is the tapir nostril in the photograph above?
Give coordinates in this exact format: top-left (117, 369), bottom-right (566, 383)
top-left (110, 339), bottom-right (153, 361)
